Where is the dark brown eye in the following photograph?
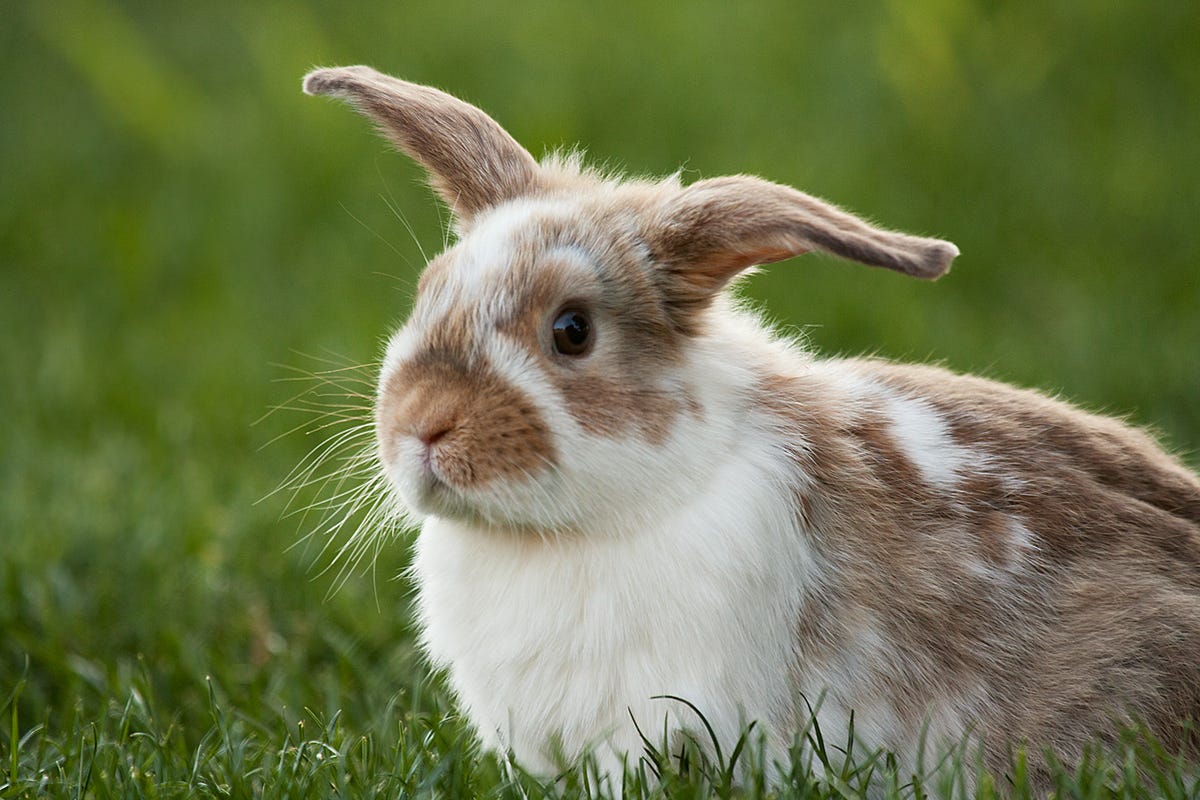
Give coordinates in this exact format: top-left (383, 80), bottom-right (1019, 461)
top-left (551, 309), bottom-right (592, 356)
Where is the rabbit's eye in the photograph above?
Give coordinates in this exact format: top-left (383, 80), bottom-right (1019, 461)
top-left (552, 309), bottom-right (592, 356)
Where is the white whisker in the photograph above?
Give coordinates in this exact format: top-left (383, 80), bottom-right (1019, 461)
top-left (376, 159), bottom-right (430, 265)
top-left (339, 201), bottom-right (412, 264)
top-left (260, 355), bottom-right (415, 599)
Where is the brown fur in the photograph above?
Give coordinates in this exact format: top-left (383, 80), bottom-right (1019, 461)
top-left (377, 357), bottom-right (555, 489)
top-left (761, 359), bottom-right (1200, 775)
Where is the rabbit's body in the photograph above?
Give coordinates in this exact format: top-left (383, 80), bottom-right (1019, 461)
top-left (302, 66), bottom-right (1200, 783)
top-left (415, 319), bottom-right (1200, 775)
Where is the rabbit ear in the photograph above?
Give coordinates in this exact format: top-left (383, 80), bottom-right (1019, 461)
top-left (649, 175), bottom-right (959, 314)
top-left (303, 66), bottom-right (540, 221)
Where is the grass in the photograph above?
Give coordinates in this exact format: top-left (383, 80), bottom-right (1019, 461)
top-left (2, 1), bottom-right (1199, 797)
top-left (5, 666), bottom-right (1200, 798)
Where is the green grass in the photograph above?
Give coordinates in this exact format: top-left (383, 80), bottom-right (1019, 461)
top-left (2, 1), bottom-right (1199, 797)
top-left (5, 669), bottom-right (1200, 798)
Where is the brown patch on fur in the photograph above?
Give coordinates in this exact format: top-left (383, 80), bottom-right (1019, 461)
top-left (377, 356), bottom-right (555, 489)
top-left (560, 377), bottom-right (681, 444)
top-left (956, 474), bottom-right (1025, 568)
top-left (415, 321), bottom-right (478, 372)
top-left (762, 359), bottom-right (1200, 778)
top-left (845, 412), bottom-right (926, 495)
top-left (974, 510), bottom-right (1017, 567)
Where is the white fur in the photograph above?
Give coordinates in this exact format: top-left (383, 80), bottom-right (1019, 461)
top-left (380, 323), bottom-right (422, 375)
top-left (440, 200), bottom-right (545, 313)
top-left (387, 200), bottom-right (553, 358)
top-left (1007, 517), bottom-right (1037, 554)
top-left (880, 391), bottom-right (970, 488)
top-left (414, 473), bottom-right (807, 775)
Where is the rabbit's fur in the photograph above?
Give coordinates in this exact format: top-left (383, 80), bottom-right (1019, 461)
top-left (304, 66), bottom-right (1200, 782)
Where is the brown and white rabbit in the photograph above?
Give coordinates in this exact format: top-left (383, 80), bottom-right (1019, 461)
top-left (302, 66), bottom-right (1200, 784)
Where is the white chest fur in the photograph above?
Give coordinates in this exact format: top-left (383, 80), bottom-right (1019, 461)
top-left (411, 453), bottom-right (817, 775)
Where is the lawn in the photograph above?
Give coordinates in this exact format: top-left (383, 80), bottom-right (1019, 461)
top-left (2, 2), bottom-right (1198, 797)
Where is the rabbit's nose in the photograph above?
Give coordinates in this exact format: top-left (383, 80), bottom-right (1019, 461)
top-left (417, 422), bottom-right (452, 448)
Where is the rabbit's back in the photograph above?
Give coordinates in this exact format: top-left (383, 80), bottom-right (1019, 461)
top-left (777, 358), bottom-right (1200, 772)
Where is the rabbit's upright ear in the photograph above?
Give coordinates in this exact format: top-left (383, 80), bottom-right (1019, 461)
top-left (648, 175), bottom-right (959, 316)
top-left (304, 66), bottom-right (540, 222)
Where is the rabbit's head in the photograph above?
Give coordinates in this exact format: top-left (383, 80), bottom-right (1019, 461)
top-left (303, 66), bottom-right (958, 534)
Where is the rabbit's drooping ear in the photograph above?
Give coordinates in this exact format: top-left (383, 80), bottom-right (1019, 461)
top-left (303, 66), bottom-right (540, 221)
top-left (649, 175), bottom-right (959, 314)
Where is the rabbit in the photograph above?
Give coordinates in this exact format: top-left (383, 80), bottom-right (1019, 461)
top-left (302, 65), bottom-right (1200, 786)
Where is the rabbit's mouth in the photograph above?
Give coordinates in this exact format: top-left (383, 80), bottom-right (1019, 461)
top-left (397, 456), bottom-right (462, 517)
top-left (399, 452), bottom-right (500, 526)
top-left (375, 435), bottom-right (450, 517)
top-left (390, 446), bottom-right (579, 532)
top-left (376, 431), bottom-right (487, 525)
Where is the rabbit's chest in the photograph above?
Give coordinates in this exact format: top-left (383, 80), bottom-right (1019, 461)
top-left (411, 499), bottom-right (813, 767)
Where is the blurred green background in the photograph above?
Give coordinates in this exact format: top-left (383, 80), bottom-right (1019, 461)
top-left (2, 0), bottom-right (1198, 762)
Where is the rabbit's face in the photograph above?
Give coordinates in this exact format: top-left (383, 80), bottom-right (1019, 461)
top-left (375, 190), bottom-right (699, 533)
